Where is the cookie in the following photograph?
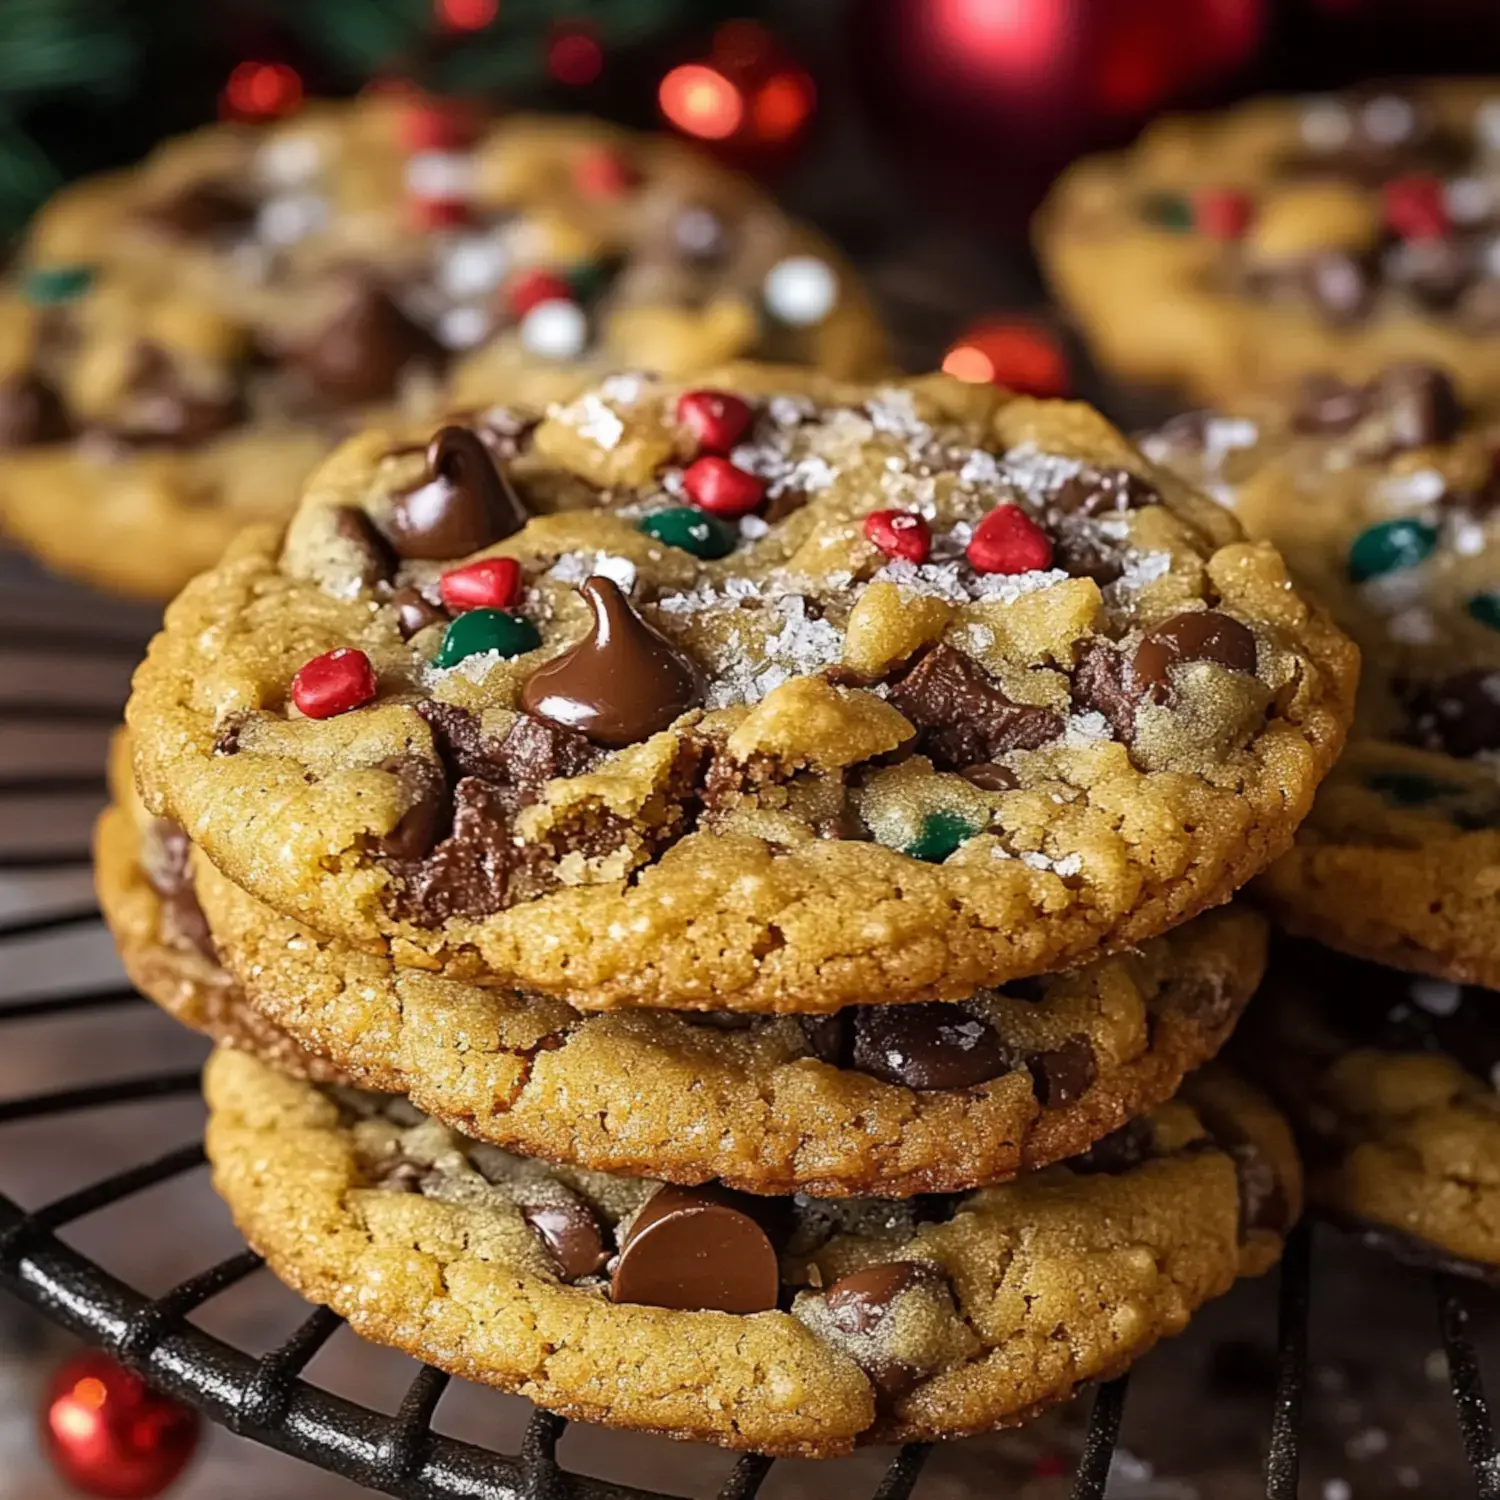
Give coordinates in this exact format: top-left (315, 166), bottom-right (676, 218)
top-left (205, 1047), bottom-right (1299, 1455)
top-left (126, 367), bottom-right (1357, 1013)
top-left (1037, 81), bottom-right (1500, 406)
top-left (0, 102), bottom-right (884, 599)
top-left (93, 733), bottom-right (343, 1081)
top-left (1239, 940), bottom-right (1499, 1285)
top-left (1142, 363), bottom-right (1500, 987)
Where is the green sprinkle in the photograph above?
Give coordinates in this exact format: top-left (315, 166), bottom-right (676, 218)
top-left (1365, 771), bottom-right (1462, 806)
top-left (566, 257), bottom-right (619, 304)
top-left (1347, 519), bottom-right (1438, 583)
top-left (1142, 191), bottom-right (1193, 232)
top-left (639, 506), bottom-right (736, 559)
top-left (903, 811), bottom-right (976, 863)
top-left (433, 609), bottom-right (541, 669)
top-left (1466, 592), bottom-right (1500, 632)
top-left (24, 264), bottom-right (93, 305)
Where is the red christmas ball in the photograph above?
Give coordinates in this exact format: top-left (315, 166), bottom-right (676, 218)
top-left (41, 1350), bottom-right (200, 1500)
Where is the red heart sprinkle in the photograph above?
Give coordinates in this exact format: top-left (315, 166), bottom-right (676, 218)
top-left (291, 648), bottom-right (377, 719)
top-left (967, 505), bottom-right (1054, 575)
top-left (675, 389), bottom-right (755, 454)
top-left (681, 455), bottom-right (767, 518)
top-left (440, 556), bottom-right (523, 613)
top-left (863, 509), bottom-right (932, 564)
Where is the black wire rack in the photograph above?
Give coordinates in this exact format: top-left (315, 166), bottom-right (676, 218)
top-left (1, 577), bottom-right (1498, 1500)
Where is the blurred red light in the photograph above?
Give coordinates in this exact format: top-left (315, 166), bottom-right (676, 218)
top-left (659, 64), bottom-right (744, 141)
top-left (225, 61), bottom-right (303, 119)
top-left (752, 70), bottom-right (815, 143)
top-left (931, 0), bottom-right (1069, 74)
top-left (548, 29), bottom-right (603, 86)
top-left (943, 321), bottom-right (1069, 397)
top-left (714, 19), bottom-right (774, 69)
top-left (437, 0), bottom-right (498, 29)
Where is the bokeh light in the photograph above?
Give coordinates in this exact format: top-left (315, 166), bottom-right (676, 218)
top-left (659, 64), bottom-right (744, 140)
top-left (224, 61), bottom-right (303, 118)
top-left (548, 28), bottom-right (604, 86)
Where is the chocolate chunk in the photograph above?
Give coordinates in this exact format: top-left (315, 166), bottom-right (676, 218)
top-left (799, 1013), bottom-right (851, 1067)
top-left (1168, 972), bottom-right (1239, 1031)
top-left (417, 701), bottom-right (600, 790)
top-left (388, 586), bottom-right (447, 641)
top-left (1027, 1035), bottom-right (1097, 1106)
top-left (1068, 1117), bottom-right (1157, 1176)
top-left (333, 507), bottom-right (396, 588)
top-left (138, 181), bottom-right (253, 239)
top-left (823, 1261), bottom-right (942, 1337)
top-left (1193, 1102), bottom-right (1291, 1242)
top-left (1305, 251), bottom-right (1375, 323)
top-left (850, 1003), bottom-right (1019, 1091)
top-left (1402, 669), bottom-right (1500, 759)
top-left (297, 280), bottom-right (443, 407)
top-left (0, 371), bottom-right (70, 447)
top-left (521, 576), bottom-right (705, 748)
top-left (376, 755), bottom-right (449, 860)
top-left (1132, 611), bottom-right (1258, 704)
top-left (887, 645), bottom-right (1063, 769)
top-left (610, 1183), bottom-right (780, 1313)
top-left (959, 761), bottom-right (1017, 792)
top-left (384, 425), bottom-right (529, 560)
top-left (1047, 466), bottom-right (1158, 518)
top-left (108, 344), bottom-right (242, 446)
top-left (385, 776), bottom-right (520, 924)
top-left (1071, 640), bottom-right (1139, 742)
top-left (1293, 373), bottom-right (1369, 434)
top-left (1367, 363), bottom-right (1465, 452)
top-left (369, 1155), bottom-right (436, 1193)
top-left (140, 818), bottom-right (216, 961)
top-left (521, 1198), bottom-right (610, 1283)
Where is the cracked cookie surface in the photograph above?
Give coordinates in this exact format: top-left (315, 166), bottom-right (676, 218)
top-left (0, 102), bottom-right (882, 598)
top-left (1144, 364), bottom-right (1500, 986)
top-left (205, 1047), bottom-right (1298, 1455)
top-left (126, 366), bottom-right (1356, 1012)
top-left (1038, 81), bottom-right (1500, 406)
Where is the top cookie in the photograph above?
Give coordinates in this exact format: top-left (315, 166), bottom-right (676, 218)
top-left (0, 99), bottom-right (883, 598)
top-left (127, 366), bottom-right (1357, 1012)
top-left (1037, 81), bottom-right (1500, 405)
top-left (1143, 363), bottom-right (1500, 987)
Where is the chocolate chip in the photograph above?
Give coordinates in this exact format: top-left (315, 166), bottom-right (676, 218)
top-left (0, 371), bottom-right (70, 447)
top-left (369, 1155), bottom-right (435, 1193)
top-left (1367, 363), bottom-right (1465, 452)
top-left (521, 1198), bottom-right (610, 1283)
top-left (385, 776), bottom-right (520, 924)
top-left (1071, 640), bottom-right (1139, 742)
top-left (1293, 373), bottom-right (1369, 434)
top-left (887, 645), bottom-right (1063, 769)
top-left (389, 586), bottom-right (447, 641)
top-left (140, 818), bottom-right (216, 961)
top-left (138, 181), bottom-right (253, 239)
top-left (1027, 1035), bottom-right (1097, 1106)
top-left (521, 577), bottom-right (705, 748)
top-left (108, 344), bottom-right (242, 446)
top-left (823, 1261), bottom-right (942, 1337)
top-left (850, 1003), bottom-right (1019, 1091)
top-left (1193, 1103), bottom-right (1291, 1242)
top-left (417, 701), bottom-right (600, 790)
top-left (1132, 611), bottom-right (1258, 704)
top-left (1305, 251), bottom-right (1375, 323)
top-left (333, 507), bottom-right (396, 588)
top-left (1402, 669), bottom-right (1500, 758)
top-left (610, 1184), bottom-right (780, 1313)
top-left (1047, 466), bottom-right (1158, 517)
top-left (1067, 1117), bottom-right (1157, 1176)
top-left (376, 755), bottom-right (449, 860)
top-left (297, 280), bottom-right (443, 407)
top-left (799, 1013), bottom-right (850, 1067)
top-left (384, 425), bottom-right (529, 560)
top-left (959, 762), bottom-right (1018, 793)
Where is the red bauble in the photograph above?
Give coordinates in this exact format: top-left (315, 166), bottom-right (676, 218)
top-left (41, 1350), bottom-right (200, 1500)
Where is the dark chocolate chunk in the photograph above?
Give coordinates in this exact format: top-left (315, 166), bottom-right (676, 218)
top-left (887, 644), bottom-right (1063, 769)
top-left (1367, 362), bottom-right (1465, 452)
top-left (417, 701), bottom-right (600, 790)
top-left (0, 371), bottom-right (71, 447)
top-left (384, 425), bottom-right (528, 559)
top-left (375, 755), bottom-right (449, 861)
top-left (1401, 669), bottom-right (1500, 759)
top-left (1132, 610), bottom-right (1258, 703)
top-left (138, 180), bottom-right (253, 239)
top-left (521, 576), bottom-right (705, 748)
top-left (610, 1183), bottom-right (780, 1313)
top-left (1192, 1101), bottom-right (1292, 1242)
top-left (1047, 466), bottom-right (1158, 517)
top-left (385, 776), bottom-right (521, 924)
top-left (1293, 373), bottom-right (1369, 434)
top-left (849, 1003), bottom-right (1019, 1091)
top-left (1027, 1035), bottom-right (1097, 1107)
top-left (1071, 639), bottom-right (1139, 742)
top-left (1067, 1117), bottom-right (1157, 1176)
top-left (369, 1155), bottom-right (437, 1193)
top-left (297, 280), bottom-right (443, 407)
top-left (959, 761), bottom-right (1018, 792)
top-left (332, 506), bottom-right (396, 588)
top-left (1167, 971), bottom-right (1239, 1031)
top-left (799, 1013), bottom-right (851, 1067)
top-left (388, 586), bottom-right (447, 641)
top-left (140, 817), bottom-right (216, 961)
top-left (521, 1197), bottom-right (610, 1283)
top-left (108, 343), bottom-right (242, 446)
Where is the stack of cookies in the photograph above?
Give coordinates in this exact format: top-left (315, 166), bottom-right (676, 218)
top-left (106, 365), bottom-right (1357, 1454)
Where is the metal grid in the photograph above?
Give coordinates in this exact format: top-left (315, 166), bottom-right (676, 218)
top-left (1, 614), bottom-right (1499, 1500)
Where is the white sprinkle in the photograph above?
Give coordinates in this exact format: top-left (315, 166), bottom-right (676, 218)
top-left (957, 449), bottom-right (1003, 488)
top-left (438, 233), bottom-right (511, 298)
top-left (257, 133), bottom-right (322, 186)
top-left (256, 193), bottom-right (327, 246)
top-left (865, 388), bottom-right (932, 441)
top-left (1476, 99), bottom-right (1500, 152)
top-left (436, 305), bottom-right (490, 350)
top-left (1411, 977), bottom-right (1462, 1015)
top-left (874, 558), bottom-right (1068, 605)
top-left (1377, 468), bottom-right (1448, 510)
top-left (1020, 850), bottom-right (1082, 877)
top-left (548, 552), bottom-right (638, 593)
top-left (599, 372), bottom-right (650, 405)
top-left (762, 254), bottom-right (839, 326)
top-left (1450, 517), bottom-right (1488, 557)
top-left (568, 392), bottom-right (625, 449)
top-left (1201, 415), bottom-right (1260, 469)
top-left (404, 150), bottom-right (475, 200)
top-left (739, 514), bottom-right (770, 539)
top-left (1445, 176), bottom-right (1493, 224)
top-left (1300, 98), bottom-right (1352, 151)
top-left (1117, 551), bottom-right (1173, 590)
top-left (520, 299), bottom-right (589, 360)
top-left (1386, 607), bottom-right (1437, 645)
top-left (1363, 93), bottom-right (1416, 144)
top-left (768, 394), bottom-right (815, 427)
top-left (1066, 711), bottom-right (1114, 745)
top-left (428, 648), bottom-right (506, 686)
top-left (999, 443), bottom-right (1087, 505)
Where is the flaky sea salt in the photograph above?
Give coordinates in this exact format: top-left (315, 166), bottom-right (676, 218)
top-left (548, 552), bottom-right (639, 592)
top-left (999, 444), bottom-right (1086, 505)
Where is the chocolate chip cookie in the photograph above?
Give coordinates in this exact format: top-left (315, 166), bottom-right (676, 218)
top-left (0, 101), bottom-right (884, 598)
top-left (205, 1048), bottom-right (1299, 1455)
top-left (126, 368), bottom-right (1357, 1012)
top-left (1239, 940), bottom-right (1499, 1285)
top-left (1143, 363), bottom-right (1500, 987)
top-left (1038, 81), bottom-right (1500, 405)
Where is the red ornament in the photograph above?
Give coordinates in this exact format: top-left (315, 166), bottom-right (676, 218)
top-left (942, 321), bottom-right (1070, 399)
top-left (291, 648), bottom-right (377, 719)
top-left (574, 147), bottom-right (639, 199)
top-left (864, 509), bottom-right (932, 564)
top-left (967, 506), bottom-right (1054, 575)
top-left (506, 268), bottom-right (575, 319)
top-left (1383, 174), bottom-right (1449, 240)
top-left (1193, 187), bottom-right (1254, 240)
top-left (41, 1350), bottom-right (200, 1500)
top-left (681, 456), bottom-right (767, 518)
top-left (440, 557), bottom-right (522, 613)
top-left (676, 390), bottom-right (755, 453)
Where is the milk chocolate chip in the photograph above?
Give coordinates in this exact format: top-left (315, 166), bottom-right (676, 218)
top-left (333, 507), bottom-right (396, 588)
top-left (814, 1260), bottom-right (953, 1398)
top-left (521, 577), bottom-right (704, 748)
top-left (1132, 611), bottom-right (1258, 703)
top-left (521, 1197), bottom-right (610, 1283)
top-left (849, 1003), bottom-right (1018, 1091)
top-left (0, 371), bottom-right (70, 447)
top-left (298, 280), bottom-right (442, 406)
top-left (389, 586), bottom-right (447, 641)
top-left (609, 1184), bottom-right (780, 1313)
top-left (384, 425), bottom-right (529, 560)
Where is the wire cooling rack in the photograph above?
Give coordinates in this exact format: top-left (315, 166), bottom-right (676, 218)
top-left (0, 556), bottom-right (1497, 1500)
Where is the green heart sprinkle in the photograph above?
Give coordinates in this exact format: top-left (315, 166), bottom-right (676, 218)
top-left (1466, 592), bottom-right (1500, 632)
top-left (903, 811), bottom-right (976, 863)
top-left (639, 506), bottom-right (736, 559)
top-left (433, 609), bottom-right (540, 669)
top-left (24, 264), bottom-right (94, 305)
top-left (1347, 519), bottom-right (1438, 583)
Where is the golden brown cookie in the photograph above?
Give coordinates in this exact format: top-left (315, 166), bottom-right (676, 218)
top-left (1143, 364), bottom-right (1500, 987)
top-left (126, 367), bottom-right (1357, 1013)
top-left (1, 103), bottom-right (884, 598)
top-left (205, 1048), bottom-right (1299, 1456)
top-left (1037, 82), bottom-right (1500, 406)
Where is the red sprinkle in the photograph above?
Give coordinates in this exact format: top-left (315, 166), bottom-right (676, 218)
top-left (1383, 174), bottom-right (1449, 240)
top-left (409, 196), bottom-right (471, 231)
top-left (1192, 187), bottom-right (1253, 240)
top-left (440, 557), bottom-right (522, 613)
top-left (574, 146), bottom-right (639, 199)
top-left (506, 268), bottom-right (575, 318)
top-left (291, 648), bottom-right (377, 719)
top-left (681, 455), bottom-right (767, 518)
top-left (863, 509), bottom-right (932, 564)
top-left (676, 389), bottom-right (755, 454)
top-left (967, 505), bottom-right (1054, 575)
